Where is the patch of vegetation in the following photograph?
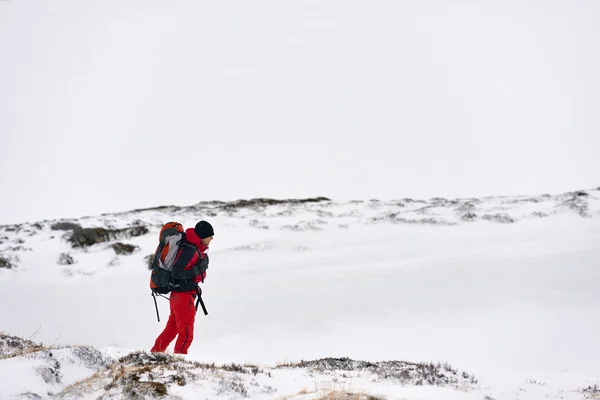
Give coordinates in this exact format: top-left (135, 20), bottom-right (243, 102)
top-left (72, 346), bottom-right (112, 370)
top-left (562, 192), bottom-right (590, 217)
top-left (482, 214), bottom-right (515, 224)
top-left (223, 197), bottom-right (331, 211)
top-left (0, 254), bottom-right (14, 269)
top-left (111, 243), bottom-right (139, 255)
top-left (277, 357), bottom-right (476, 386)
top-left (0, 333), bottom-right (44, 359)
top-left (129, 205), bottom-right (183, 213)
top-left (57, 253), bottom-right (76, 265)
top-left (172, 374), bottom-right (186, 386)
top-left (36, 358), bottom-right (62, 384)
top-left (456, 202), bottom-right (476, 214)
top-left (282, 219), bottom-right (328, 231)
top-left (4, 225), bottom-right (19, 232)
top-left (51, 222), bottom-right (82, 231)
top-left (17, 393), bottom-right (42, 400)
top-left (68, 226), bottom-right (149, 248)
top-left (122, 225), bottom-right (149, 237)
top-left (530, 211), bottom-right (549, 218)
top-left (60, 351), bottom-right (191, 398)
top-left (315, 391), bottom-right (386, 400)
top-left (249, 219), bottom-right (270, 230)
top-left (460, 213), bottom-right (478, 221)
top-left (581, 384), bottom-right (600, 399)
top-left (371, 214), bottom-right (456, 226)
top-left (118, 351), bottom-right (264, 376)
top-left (123, 380), bottom-right (167, 397)
top-left (68, 227), bottom-right (111, 248)
top-left (220, 379), bottom-right (248, 396)
top-left (101, 362), bottom-right (169, 398)
top-left (118, 351), bottom-right (175, 366)
top-left (429, 197), bottom-right (448, 203)
top-left (217, 378), bottom-right (248, 397)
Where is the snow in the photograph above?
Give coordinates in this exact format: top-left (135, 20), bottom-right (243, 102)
top-left (1, 191), bottom-right (600, 399)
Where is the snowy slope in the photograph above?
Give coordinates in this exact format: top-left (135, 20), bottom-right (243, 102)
top-left (1, 188), bottom-right (600, 399)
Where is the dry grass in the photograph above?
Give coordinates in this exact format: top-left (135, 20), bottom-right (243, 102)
top-left (276, 357), bottom-right (476, 386)
top-left (315, 391), bottom-right (385, 400)
top-left (581, 384), bottom-right (600, 399)
top-left (0, 332), bottom-right (45, 359)
top-left (278, 389), bottom-right (385, 400)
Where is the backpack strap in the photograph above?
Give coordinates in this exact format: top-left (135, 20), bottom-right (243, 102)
top-left (179, 239), bottom-right (205, 283)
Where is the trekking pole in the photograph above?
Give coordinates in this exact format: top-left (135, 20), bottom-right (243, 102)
top-left (152, 292), bottom-right (160, 322)
top-left (195, 287), bottom-right (208, 315)
top-left (198, 296), bottom-right (208, 315)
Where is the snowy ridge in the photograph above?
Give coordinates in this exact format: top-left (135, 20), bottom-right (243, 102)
top-left (1, 187), bottom-right (599, 233)
top-left (2, 332), bottom-right (600, 400)
top-left (1, 187), bottom-right (598, 274)
top-left (69, 187), bottom-right (600, 227)
top-left (1, 333), bottom-right (480, 399)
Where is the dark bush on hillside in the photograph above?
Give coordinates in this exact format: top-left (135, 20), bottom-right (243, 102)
top-left (68, 226), bottom-right (149, 248)
top-left (482, 214), bottom-right (515, 224)
top-left (126, 226), bottom-right (149, 237)
top-left (51, 222), bottom-right (82, 231)
top-left (69, 228), bottom-right (112, 248)
top-left (461, 213), bottom-right (477, 221)
top-left (111, 243), bottom-right (139, 255)
top-left (0, 254), bottom-right (14, 269)
top-left (223, 197), bottom-right (330, 210)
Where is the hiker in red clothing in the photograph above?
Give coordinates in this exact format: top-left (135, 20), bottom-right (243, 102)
top-left (151, 221), bottom-right (214, 354)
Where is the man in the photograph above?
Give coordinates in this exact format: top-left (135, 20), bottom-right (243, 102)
top-left (151, 220), bottom-right (214, 354)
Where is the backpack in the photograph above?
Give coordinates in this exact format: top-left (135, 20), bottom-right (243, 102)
top-left (149, 222), bottom-right (209, 321)
top-left (149, 222), bottom-right (185, 294)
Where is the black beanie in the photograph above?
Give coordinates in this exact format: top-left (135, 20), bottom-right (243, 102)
top-left (194, 221), bottom-right (214, 239)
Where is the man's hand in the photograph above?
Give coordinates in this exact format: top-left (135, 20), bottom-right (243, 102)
top-left (198, 254), bottom-right (209, 271)
top-left (193, 254), bottom-right (209, 276)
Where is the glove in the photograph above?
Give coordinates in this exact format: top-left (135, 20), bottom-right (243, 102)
top-left (198, 254), bottom-right (209, 272)
top-left (192, 254), bottom-right (209, 276)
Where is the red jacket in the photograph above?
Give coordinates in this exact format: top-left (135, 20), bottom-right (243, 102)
top-left (170, 228), bottom-right (208, 293)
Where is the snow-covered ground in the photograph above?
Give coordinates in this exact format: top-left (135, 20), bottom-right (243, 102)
top-left (1, 189), bottom-right (599, 399)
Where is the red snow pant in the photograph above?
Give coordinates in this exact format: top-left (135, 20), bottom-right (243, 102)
top-left (151, 291), bottom-right (197, 354)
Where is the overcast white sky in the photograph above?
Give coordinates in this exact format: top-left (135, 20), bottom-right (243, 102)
top-left (1, 0), bottom-right (599, 224)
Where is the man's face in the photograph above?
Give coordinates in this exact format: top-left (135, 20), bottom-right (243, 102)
top-left (201, 236), bottom-right (213, 246)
